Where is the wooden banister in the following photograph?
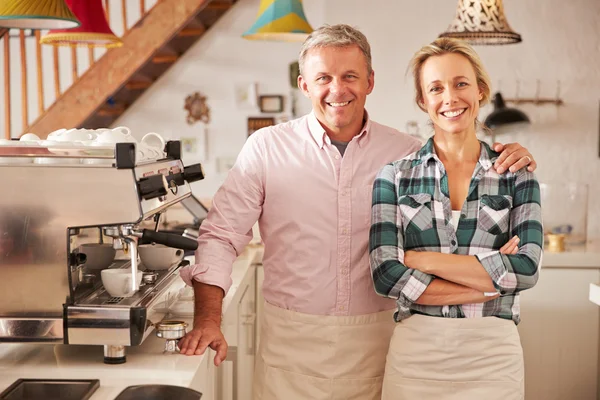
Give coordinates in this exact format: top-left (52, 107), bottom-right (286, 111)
top-left (19, 31), bottom-right (28, 132)
top-left (3, 35), bottom-right (10, 139)
top-left (71, 47), bottom-right (78, 81)
top-left (53, 47), bottom-right (60, 99)
top-left (27, 0), bottom-right (215, 136)
top-left (35, 30), bottom-right (44, 115)
top-left (121, 0), bottom-right (128, 33)
top-left (2, 0), bottom-right (232, 138)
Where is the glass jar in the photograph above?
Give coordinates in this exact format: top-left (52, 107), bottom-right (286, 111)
top-left (539, 182), bottom-right (588, 246)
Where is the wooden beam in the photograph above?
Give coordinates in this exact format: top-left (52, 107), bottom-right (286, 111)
top-left (177, 27), bottom-right (206, 37)
top-left (27, 0), bottom-right (217, 137)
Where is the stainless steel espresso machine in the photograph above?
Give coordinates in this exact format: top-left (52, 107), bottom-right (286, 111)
top-left (0, 141), bottom-right (203, 363)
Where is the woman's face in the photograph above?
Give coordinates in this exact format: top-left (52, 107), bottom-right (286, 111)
top-left (420, 53), bottom-right (483, 136)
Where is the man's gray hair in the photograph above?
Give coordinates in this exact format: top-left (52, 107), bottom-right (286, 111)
top-left (298, 24), bottom-right (372, 76)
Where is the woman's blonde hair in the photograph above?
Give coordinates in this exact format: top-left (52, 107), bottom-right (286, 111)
top-left (299, 24), bottom-right (372, 76)
top-left (409, 37), bottom-right (491, 113)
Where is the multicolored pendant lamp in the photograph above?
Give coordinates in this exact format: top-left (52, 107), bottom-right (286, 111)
top-left (439, 0), bottom-right (522, 45)
top-left (40, 0), bottom-right (122, 48)
top-left (0, 0), bottom-right (80, 29)
top-left (242, 0), bottom-right (313, 42)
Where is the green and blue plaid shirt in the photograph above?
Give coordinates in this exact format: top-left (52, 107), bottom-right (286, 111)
top-left (369, 138), bottom-right (543, 324)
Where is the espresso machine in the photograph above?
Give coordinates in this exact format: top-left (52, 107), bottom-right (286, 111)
top-left (0, 141), bottom-right (202, 363)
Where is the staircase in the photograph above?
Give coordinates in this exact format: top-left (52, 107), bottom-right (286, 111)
top-left (0, 0), bottom-right (237, 139)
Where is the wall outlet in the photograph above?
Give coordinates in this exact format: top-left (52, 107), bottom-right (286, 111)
top-left (181, 137), bottom-right (198, 153)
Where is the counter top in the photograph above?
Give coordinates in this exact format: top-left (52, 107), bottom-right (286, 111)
top-left (590, 283), bottom-right (600, 306)
top-left (0, 245), bottom-right (263, 400)
top-left (542, 240), bottom-right (600, 268)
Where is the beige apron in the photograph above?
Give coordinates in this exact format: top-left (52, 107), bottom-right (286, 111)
top-left (252, 301), bottom-right (396, 400)
top-left (382, 314), bottom-right (524, 400)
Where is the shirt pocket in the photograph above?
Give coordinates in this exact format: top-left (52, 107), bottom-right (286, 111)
top-left (398, 193), bottom-right (434, 235)
top-left (477, 194), bottom-right (513, 235)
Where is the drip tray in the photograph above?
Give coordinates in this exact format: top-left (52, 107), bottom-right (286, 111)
top-left (0, 379), bottom-right (99, 400)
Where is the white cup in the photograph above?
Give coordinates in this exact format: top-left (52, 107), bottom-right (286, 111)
top-left (19, 133), bottom-right (41, 142)
top-left (138, 244), bottom-right (184, 270)
top-left (101, 269), bottom-right (143, 298)
top-left (141, 132), bottom-right (165, 159)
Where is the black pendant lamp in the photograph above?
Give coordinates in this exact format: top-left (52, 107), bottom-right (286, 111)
top-left (484, 92), bottom-right (530, 131)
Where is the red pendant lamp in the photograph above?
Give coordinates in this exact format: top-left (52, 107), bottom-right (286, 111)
top-left (39, 0), bottom-right (122, 48)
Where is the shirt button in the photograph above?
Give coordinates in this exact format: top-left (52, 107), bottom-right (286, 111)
top-left (342, 229), bottom-right (348, 234)
top-left (342, 268), bottom-right (348, 274)
top-left (461, 214), bottom-right (466, 219)
top-left (339, 306), bottom-right (345, 311)
top-left (334, 154), bottom-right (340, 160)
top-left (451, 240), bottom-right (457, 246)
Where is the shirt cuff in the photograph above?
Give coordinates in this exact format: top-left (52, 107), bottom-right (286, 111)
top-left (475, 251), bottom-right (507, 288)
top-left (179, 263), bottom-right (233, 295)
top-left (400, 270), bottom-right (434, 303)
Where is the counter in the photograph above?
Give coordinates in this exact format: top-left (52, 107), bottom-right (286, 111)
top-left (542, 240), bottom-right (600, 268)
top-left (590, 283), bottom-right (600, 306)
top-left (0, 245), bottom-right (263, 399)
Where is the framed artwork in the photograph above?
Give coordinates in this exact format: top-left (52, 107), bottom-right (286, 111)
top-left (259, 95), bottom-right (284, 113)
top-left (248, 117), bottom-right (276, 137)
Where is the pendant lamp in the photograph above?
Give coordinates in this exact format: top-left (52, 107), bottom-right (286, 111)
top-left (0, 0), bottom-right (80, 30)
top-left (242, 0), bottom-right (313, 42)
top-left (40, 0), bottom-right (122, 48)
top-left (484, 92), bottom-right (530, 134)
top-left (439, 0), bottom-right (522, 45)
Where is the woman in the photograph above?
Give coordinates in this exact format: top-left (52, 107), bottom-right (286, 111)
top-left (369, 38), bottom-right (543, 399)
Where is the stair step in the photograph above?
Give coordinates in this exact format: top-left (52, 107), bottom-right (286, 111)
top-left (178, 27), bottom-right (207, 37)
top-left (152, 54), bottom-right (179, 64)
top-left (125, 80), bottom-right (153, 90)
top-left (97, 104), bottom-right (127, 117)
top-left (206, 1), bottom-right (233, 10)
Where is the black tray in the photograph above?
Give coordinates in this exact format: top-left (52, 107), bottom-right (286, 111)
top-left (114, 385), bottom-right (202, 400)
top-left (0, 379), bottom-right (99, 400)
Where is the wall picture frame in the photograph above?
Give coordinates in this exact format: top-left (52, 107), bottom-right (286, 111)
top-left (259, 95), bottom-right (284, 113)
top-left (247, 117), bottom-right (276, 137)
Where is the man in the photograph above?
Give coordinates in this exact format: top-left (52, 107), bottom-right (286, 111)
top-left (178, 24), bottom-right (536, 400)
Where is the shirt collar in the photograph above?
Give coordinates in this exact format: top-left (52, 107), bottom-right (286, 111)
top-left (307, 110), bottom-right (372, 149)
top-left (419, 137), bottom-right (499, 171)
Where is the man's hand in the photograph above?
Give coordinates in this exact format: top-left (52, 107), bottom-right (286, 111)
top-left (178, 321), bottom-right (228, 366)
top-left (492, 142), bottom-right (536, 173)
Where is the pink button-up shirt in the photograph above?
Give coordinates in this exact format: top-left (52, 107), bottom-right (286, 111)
top-left (180, 112), bottom-right (422, 316)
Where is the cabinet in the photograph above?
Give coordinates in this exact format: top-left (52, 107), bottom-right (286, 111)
top-left (217, 264), bottom-right (258, 400)
top-left (518, 267), bottom-right (600, 400)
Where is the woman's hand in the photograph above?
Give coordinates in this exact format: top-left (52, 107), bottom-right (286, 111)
top-left (500, 235), bottom-right (520, 255)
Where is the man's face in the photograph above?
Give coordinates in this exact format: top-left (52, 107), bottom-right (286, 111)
top-left (298, 45), bottom-right (374, 138)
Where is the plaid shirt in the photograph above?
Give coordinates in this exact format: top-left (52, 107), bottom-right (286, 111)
top-left (369, 138), bottom-right (543, 324)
